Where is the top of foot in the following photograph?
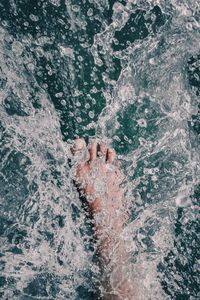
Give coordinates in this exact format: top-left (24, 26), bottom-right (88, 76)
top-left (73, 139), bottom-right (124, 213)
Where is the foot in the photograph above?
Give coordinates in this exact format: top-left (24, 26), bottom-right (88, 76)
top-left (72, 139), bottom-right (128, 248)
top-left (72, 139), bottom-right (135, 299)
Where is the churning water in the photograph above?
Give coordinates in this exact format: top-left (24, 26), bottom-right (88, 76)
top-left (0, 0), bottom-right (199, 299)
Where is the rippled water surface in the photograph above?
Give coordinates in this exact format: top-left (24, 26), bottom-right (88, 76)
top-left (0, 0), bottom-right (199, 299)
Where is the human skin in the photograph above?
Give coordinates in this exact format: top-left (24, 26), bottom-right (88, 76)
top-left (73, 139), bottom-right (136, 299)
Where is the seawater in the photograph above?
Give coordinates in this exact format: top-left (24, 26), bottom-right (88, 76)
top-left (0, 0), bottom-right (199, 299)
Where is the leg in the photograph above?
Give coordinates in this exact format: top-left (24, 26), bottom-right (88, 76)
top-left (73, 139), bottom-right (136, 299)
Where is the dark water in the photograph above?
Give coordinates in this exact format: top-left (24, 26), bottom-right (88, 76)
top-left (0, 0), bottom-right (199, 299)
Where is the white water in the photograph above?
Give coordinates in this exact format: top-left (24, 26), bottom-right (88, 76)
top-left (0, 0), bottom-right (199, 299)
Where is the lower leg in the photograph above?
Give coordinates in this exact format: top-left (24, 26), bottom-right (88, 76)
top-left (73, 139), bottom-right (136, 299)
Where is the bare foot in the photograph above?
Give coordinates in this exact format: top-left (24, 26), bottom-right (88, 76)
top-left (72, 139), bottom-right (127, 233)
top-left (72, 139), bottom-right (136, 299)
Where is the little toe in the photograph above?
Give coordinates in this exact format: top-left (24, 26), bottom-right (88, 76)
top-left (89, 142), bottom-right (97, 161)
top-left (106, 148), bottom-right (115, 163)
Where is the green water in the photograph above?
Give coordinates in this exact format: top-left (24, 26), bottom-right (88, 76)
top-left (0, 0), bottom-right (199, 299)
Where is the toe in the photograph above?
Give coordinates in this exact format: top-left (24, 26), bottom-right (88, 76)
top-left (97, 143), bottom-right (104, 157)
top-left (106, 148), bottom-right (115, 163)
top-left (72, 138), bottom-right (86, 154)
top-left (89, 197), bottom-right (101, 212)
top-left (89, 142), bottom-right (97, 161)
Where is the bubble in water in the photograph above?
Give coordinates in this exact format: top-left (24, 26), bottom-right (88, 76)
top-left (137, 118), bottom-right (147, 127)
top-left (12, 41), bottom-right (23, 56)
top-left (61, 99), bottom-right (66, 106)
top-left (87, 8), bottom-right (93, 17)
top-left (29, 14), bottom-right (39, 22)
top-left (89, 111), bottom-right (95, 119)
top-left (49, 0), bottom-right (61, 7)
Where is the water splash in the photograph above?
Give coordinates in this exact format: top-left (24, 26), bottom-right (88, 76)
top-left (0, 0), bottom-right (199, 299)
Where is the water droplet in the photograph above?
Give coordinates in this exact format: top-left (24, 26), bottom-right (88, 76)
top-left (72, 5), bottom-right (80, 12)
top-left (76, 117), bottom-right (82, 123)
top-left (61, 100), bottom-right (66, 106)
top-left (87, 8), bottom-right (93, 17)
top-left (137, 119), bottom-right (147, 128)
top-left (85, 103), bottom-right (90, 109)
top-left (55, 92), bottom-right (63, 98)
top-left (49, 0), bottom-right (61, 7)
top-left (89, 111), bottom-right (95, 119)
top-left (12, 41), bottom-right (23, 56)
top-left (29, 14), bottom-right (39, 22)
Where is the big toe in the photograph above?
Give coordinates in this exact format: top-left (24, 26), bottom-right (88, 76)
top-left (72, 138), bottom-right (86, 155)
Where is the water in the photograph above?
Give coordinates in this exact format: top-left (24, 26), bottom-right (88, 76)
top-left (0, 0), bottom-right (199, 299)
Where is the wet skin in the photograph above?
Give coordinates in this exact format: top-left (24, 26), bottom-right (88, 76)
top-left (73, 139), bottom-right (137, 300)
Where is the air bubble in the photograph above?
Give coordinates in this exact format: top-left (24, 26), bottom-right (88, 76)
top-left (186, 23), bottom-right (193, 31)
top-left (2, 20), bottom-right (8, 27)
top-left (89, 111), bottom-right (95, 119)
top-left (26, 63), bottom-right (35, 71)
top-left (24, 21), bottom-right (29, 27)
top-left (61, 100), bottom-right (66, 106)
top-left (78, 56), bottom-right (83, 62)
top-left (49, 0), bottom-right (61, 6)
top-left (76, 117), bottom-right (82, 123)
top-left (55, 92), bottom-right (63, 98)
top-left (76, 101), bottom-right (81, 107)
top-left (87, 8), bottom-right (93, 16)
top-left (12, 41), bottom-right (23, 56)
top-left (85, 103), bottom-right (90, 109)
top-left (29, 14), bottom-right (39, 22)
top-left (137, 119), bottom-right (147, 128)
top-left (90, 87), bottom-right (97, 94)
top-left (72, 5), bottom-right (80, 12)
top-left (149, 58), bottom-right (155, 65)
